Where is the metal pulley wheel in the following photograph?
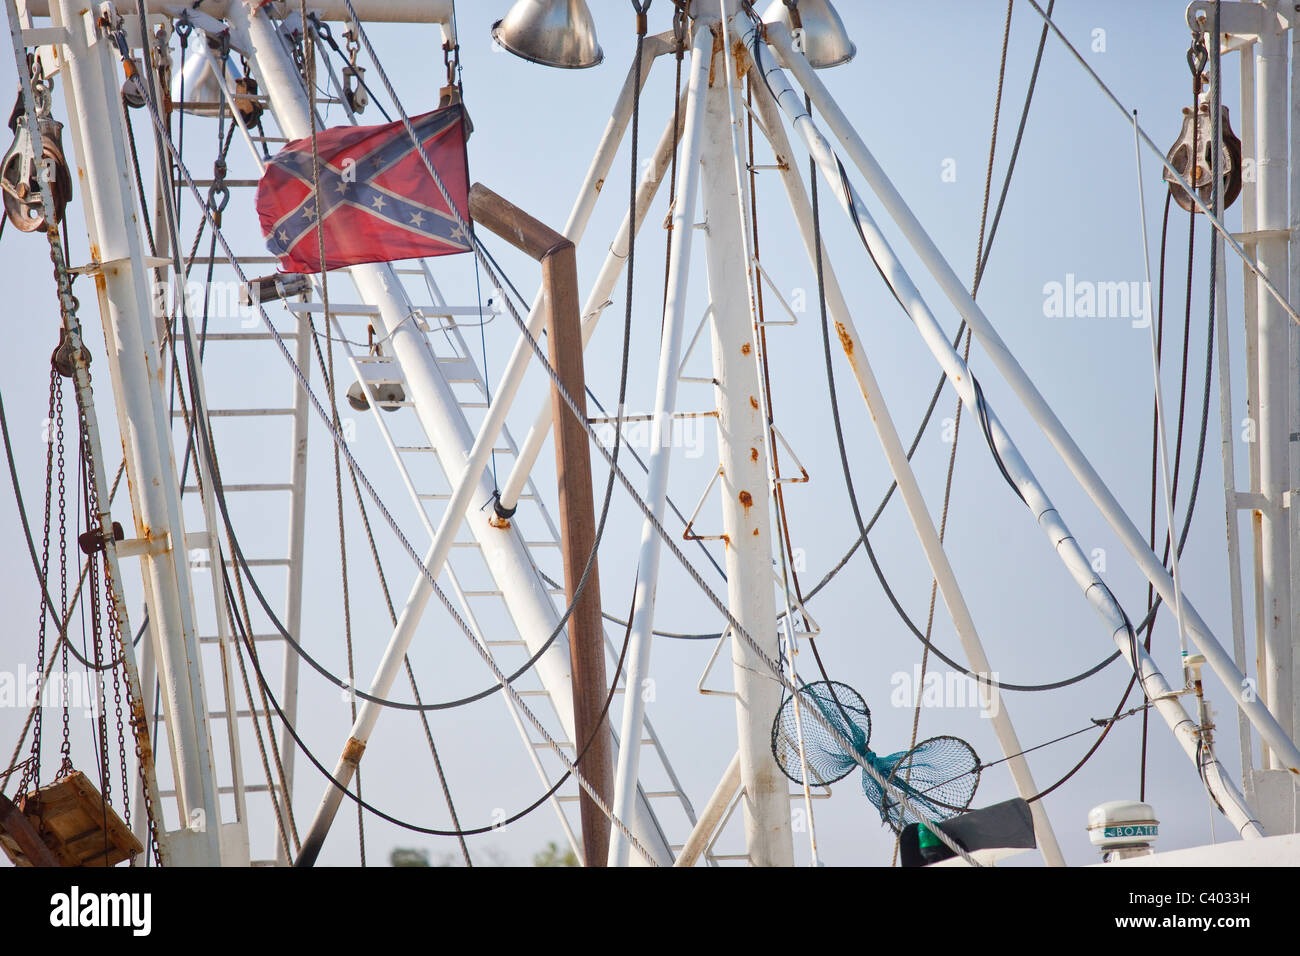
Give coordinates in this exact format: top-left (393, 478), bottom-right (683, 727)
top-left (50, 327), bottom-right (91, 379)
top-left (2, 114), bottom-right (72, 233)
top-left (1163, 101), bottom-right (1243, 214)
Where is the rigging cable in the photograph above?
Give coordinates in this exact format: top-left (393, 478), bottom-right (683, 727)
top-left (1141, 192), bottom-right (1175, 800)
top-left (1031, 204), bottom-right (1218, 806)
top-left (304, 32), bottom-right (476, 866)
top-left (144, 3), bottom-right (979, 863)
top-left (791, 0), bottom-right (1131, 694)
top-left (892, 0), bottom-right (1014, 867)
top-left (300, 0), bottom-right (365, 867)
top-left (1141, 39), bottom-right (1210, 800)
top-left (147, 0), bottom-right (653, 850)
top-left (131, 0), bottom-right (301, 857)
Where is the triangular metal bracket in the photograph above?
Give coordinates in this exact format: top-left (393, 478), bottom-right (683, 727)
top-left (678, 304), bottom-right (717, 384)
top-left (682, 465), bottom-right (728, 542)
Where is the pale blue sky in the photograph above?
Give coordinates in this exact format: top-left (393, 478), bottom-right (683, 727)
top-left (0, 1), bottom-right (1274, 866)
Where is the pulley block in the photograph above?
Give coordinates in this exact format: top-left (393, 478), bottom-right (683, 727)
top-left (2, 108), bottom-right (72, 233)
top-left (1163, 101), bottom-right (1242, 214)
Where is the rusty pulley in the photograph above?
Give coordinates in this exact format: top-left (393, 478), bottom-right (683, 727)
top-left (2, 91), bottom-right (72, 233)
top-left (1163, 99), bottom-right (1243, 214)
top-left (50, 327), bottom-right (91, 379)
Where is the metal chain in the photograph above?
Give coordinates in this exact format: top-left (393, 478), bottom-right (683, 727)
top-left (20, 367), bottom-right (60, 797)
top-left (55, 375), bottom-right (72, 780)
top-left (80, 370), bottom-right (159, 864)
top-left (5, 8), bottom-right (162, 860)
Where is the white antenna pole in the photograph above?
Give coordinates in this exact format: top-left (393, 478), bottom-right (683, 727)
top-left (698, 1), bottom-right (794, 866)
top-left (769, 23), bottom-right (1300, 775)
top-left (747, 63), bottom-right (1067, 867)
top-left (1254, 21), bottom-right (1295, 770)
top-left (608, 20), bottom-right (713, 868)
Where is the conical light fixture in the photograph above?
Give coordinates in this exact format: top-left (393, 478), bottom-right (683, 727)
top-left (171, 40), bottom-right (243, 116)
top-left (762, 0), bottom-right (856, 69)
top-left (491, 0), bottom-right (603, 70)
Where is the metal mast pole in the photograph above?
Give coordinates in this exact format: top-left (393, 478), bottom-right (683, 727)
top-left (746, 65), bottom-right (1066, 866)
top-left (608, 18), bottom-right (712, 868)
top-left (1255, 19), bottom-right (1295, 763)
top-left (1289, 1), bottom-right (1300, 767)
top-left (48, 0), bottom-right (221, 863)
top-left (698, 1), bottom-right (793, 866)
top-left (467, 183), bottom-right (614, 867)
top-left (772, 24), bottom-right (1300, 774)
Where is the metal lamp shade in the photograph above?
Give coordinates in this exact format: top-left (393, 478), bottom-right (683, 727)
top-left (492, 0), bottom-right (604, 70)
top-left (171, 43), bottom-right (242, 117)
top-left (762, 0), bottom-right (856, 69)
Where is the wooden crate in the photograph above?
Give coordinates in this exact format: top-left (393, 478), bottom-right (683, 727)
top-left (0, 771), bottom-right (143, 867)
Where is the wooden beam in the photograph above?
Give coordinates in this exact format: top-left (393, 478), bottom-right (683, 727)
top-left (0, 793), bottom-right (61, 867)
top-left (468, 183), bottom-right (613, 867)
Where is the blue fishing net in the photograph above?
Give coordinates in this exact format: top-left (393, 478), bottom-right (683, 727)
top-left (771, 681), bottom-right (980, 833)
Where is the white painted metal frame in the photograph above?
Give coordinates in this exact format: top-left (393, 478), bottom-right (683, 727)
top-left (47, 0), bottom-right (222, 864)
top-left (767, 22), bottom-right (1300, 779)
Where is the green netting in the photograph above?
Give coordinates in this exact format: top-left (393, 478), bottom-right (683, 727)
top-left (771, 681), bottom-right (980, 833)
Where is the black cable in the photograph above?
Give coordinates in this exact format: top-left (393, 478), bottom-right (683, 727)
top-left (1140, 193), bottom-right (1174, 799)
top-left (235, 569), bottom-right (641, 843)
top-left (476, 236), bottom-right (729, 585)
top-left (1032, 226), bottom-right (1218, 803)
top-left (803, 0), bottom-right (1060, 603)
top-left (166, 11), bottom-right (653, 723)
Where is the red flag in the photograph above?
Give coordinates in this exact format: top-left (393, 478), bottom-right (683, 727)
top-left (256, 104), bottom-right (472, 274)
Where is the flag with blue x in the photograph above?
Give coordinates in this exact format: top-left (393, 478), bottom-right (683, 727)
top-left (256, 104), bottom-right (472, 274)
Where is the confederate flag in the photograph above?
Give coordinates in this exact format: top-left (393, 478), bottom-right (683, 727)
top-left (255, 104), bottom-right (472, 274)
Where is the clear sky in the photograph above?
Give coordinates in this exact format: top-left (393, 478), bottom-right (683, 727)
top-left (0, 0), bottom-right (1278, 867)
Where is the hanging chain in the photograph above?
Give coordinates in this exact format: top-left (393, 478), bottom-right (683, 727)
top-left (79, 403), bottom-right (147, 861)
top-left (20, 368), bottom-right (61, 797)
top-left (54, 374), bottom-right (72, 780)
top-left (6, 12), bottom-right (160, 860)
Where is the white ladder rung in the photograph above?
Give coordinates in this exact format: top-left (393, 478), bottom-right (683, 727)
top-left (200, 633), bottom-right (281, 645)
top-left (184, 483), bottom-right (293, 494)
top-left (436, 357), bottom-right (482, 383)
top-left (177, 408), bottom-right (296, 418)
top-left (201, 332), bottom-right (299, 342)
